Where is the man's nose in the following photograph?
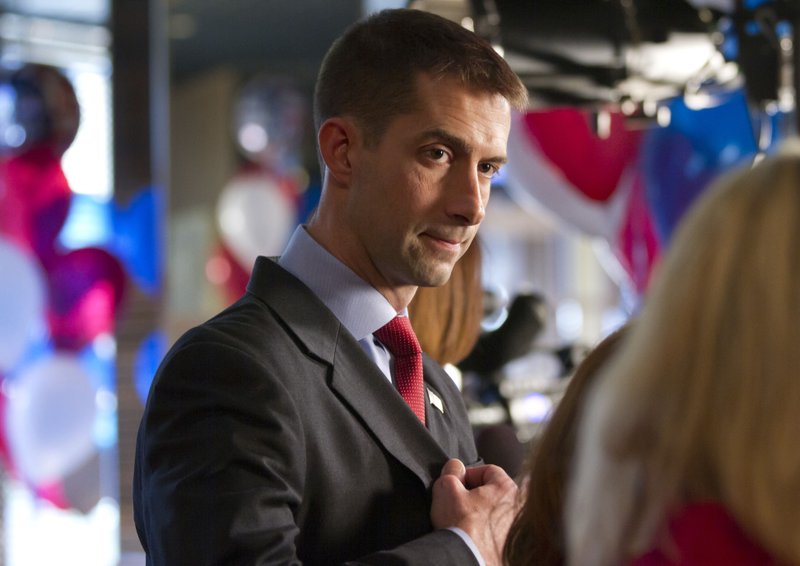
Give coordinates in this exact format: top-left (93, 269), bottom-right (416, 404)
top-left (446, 166), bottom-right (487, 225)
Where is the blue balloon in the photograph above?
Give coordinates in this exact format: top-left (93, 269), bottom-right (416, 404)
top-left (642, 89), bottom-right (758, 244)
top-left (667, 89), bottom-right (757, 167)
top-left (58, 193), bottom-right (114, 250)
top-left (61, 186), bottom-right (165, 296)
top-left (642, 128), bottom-right (721, 244)
top-left (112, 185), bottom-right (165, 296)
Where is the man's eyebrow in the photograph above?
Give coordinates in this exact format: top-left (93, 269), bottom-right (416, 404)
top-left (420, 128), bottom-right (507, 164)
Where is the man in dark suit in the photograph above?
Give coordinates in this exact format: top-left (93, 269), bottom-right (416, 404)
top-left (134, 8), bottom-right (529, 565)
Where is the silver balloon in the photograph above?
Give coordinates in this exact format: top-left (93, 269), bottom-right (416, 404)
top-left (232, 75), bottom-right (309, 171)
top-left (0, 64), bottom-right (80, 156)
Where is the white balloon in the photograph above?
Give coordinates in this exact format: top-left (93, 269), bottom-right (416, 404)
top-left (0, 237), bottom-right (46, 372)
top-left (216, 173), bottom-right (296, 269)
top-left (6, 353), bottom-right (98, 485)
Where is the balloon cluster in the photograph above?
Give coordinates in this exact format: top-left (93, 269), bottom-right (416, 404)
top-left (505, 86), bottom-right (777, 301)
top-left (0, 64), bottom-right (128, 510)
top-left (208, 75), bottom-right (317, 301)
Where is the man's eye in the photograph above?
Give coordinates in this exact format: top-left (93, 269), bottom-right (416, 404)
top-left (479, 163), bottom-right (499, 176)
top-left (429, 148), bottom-right (447, 160)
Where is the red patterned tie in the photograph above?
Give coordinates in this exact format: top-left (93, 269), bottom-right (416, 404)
top-left (375, 316), bottom-right (426, 425)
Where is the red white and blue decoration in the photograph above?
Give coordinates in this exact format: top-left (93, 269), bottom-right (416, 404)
top-left (0, 63), bottom-right (161, 513)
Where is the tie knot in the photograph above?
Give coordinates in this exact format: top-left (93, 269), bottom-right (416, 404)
top-left (375, 316), bottom-right (421, 358)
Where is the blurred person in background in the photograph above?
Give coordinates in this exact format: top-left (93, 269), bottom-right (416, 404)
top-left (134, 7), bottom-right (529, 566)
top-left (504, 325), bottom-right (629, 566)
top-left (566, 144), bottom-right (800, 565)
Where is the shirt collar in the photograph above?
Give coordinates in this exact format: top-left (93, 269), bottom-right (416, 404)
top-left (277, 225), bottom-right (400, 340)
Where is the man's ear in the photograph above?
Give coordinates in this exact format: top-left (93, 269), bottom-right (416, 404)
top-left (318, 117), bottom-right (359, 186)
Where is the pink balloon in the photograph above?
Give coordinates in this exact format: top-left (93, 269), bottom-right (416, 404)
top-left (46, 247), bottom-right (126, 350)
top-left (614, 172), bottom-right (661, 295)
top-left (0, 145), bottom-right (72, 263)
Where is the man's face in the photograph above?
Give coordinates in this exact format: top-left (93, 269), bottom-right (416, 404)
top-left (345, 74), bottom-right (512, 298)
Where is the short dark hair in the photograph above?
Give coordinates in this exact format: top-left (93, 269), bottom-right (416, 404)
top-left (314, 8), bottom-right (528, 145)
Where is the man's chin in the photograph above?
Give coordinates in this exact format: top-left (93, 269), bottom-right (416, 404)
top-left (414, 265), bottom-right (455, 288)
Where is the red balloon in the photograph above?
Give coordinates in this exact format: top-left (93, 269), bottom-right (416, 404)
top-left (46, 247), bottom-right (126, 350)
top-left (0, 145), bottom-right (72, 263)
top-left (523, 108), bottom-right (642, 202)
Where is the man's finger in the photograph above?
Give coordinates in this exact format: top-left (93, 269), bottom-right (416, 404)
top-left (463, 464), bottom-right (514, 489)
top-left (440, 458), bottom-right (466, 483)
top-left (432, 472), bottom-right (467, 498)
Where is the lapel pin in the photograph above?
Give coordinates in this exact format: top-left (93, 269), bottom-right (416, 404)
top-left (427, 388), bottom-right (444, 414)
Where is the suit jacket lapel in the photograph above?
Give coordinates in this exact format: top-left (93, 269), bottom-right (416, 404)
top-left (247, 257), bottom-right (450, 487)
top-left (329, 337), bottom-right (450, 486)
top-left (422, 357), bottom-right (467, 457)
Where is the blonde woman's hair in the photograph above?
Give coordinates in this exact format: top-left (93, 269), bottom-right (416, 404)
top-left (566, 142), bottom-right (800, 566)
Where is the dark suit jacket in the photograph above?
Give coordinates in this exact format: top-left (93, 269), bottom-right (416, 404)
top-left (134, 257), bottom-right (481, 565)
